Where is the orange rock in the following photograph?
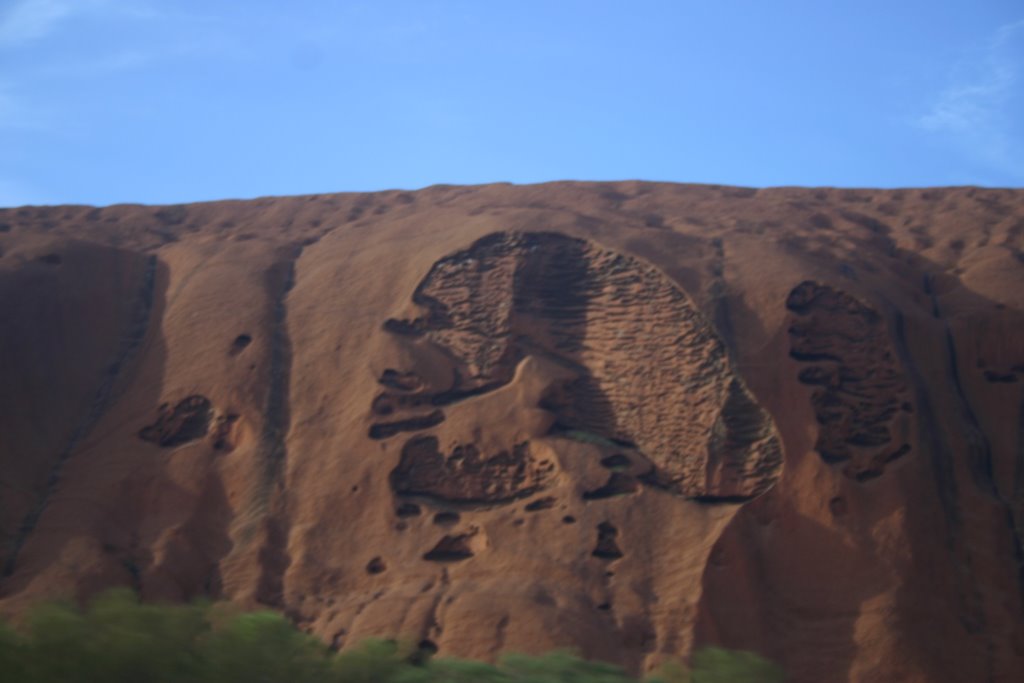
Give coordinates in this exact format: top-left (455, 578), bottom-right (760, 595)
top-left (1, 183), bottom-right (1023, 682)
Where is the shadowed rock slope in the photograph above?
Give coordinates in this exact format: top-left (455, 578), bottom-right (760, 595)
top-left (1, 182), bottom-right (1023, 683)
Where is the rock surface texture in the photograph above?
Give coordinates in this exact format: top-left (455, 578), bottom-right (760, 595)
top-left (1, 183), bottom-right (1023, 682)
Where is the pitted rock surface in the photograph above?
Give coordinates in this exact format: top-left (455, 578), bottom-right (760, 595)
top-left (376, 232), bottom-right (782, 500)
top-left (786, 281), bottom-right (913, 481)
top-left (390, 436), bottom-right (554, 505)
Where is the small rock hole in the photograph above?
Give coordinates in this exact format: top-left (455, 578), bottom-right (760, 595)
top-left (229, 334), bottom-right (252, 356)
top-left (433, 511), bottom-right (460, 526)
top-left (423, 534), bottom-right (474, 562)
top-left (525, 496), bottom-right (556, 512)
top-left (599, 454), bottom-right (631, 470)
top-left (592, 521), bottom-right (623, 560)
top-left (396, 502), bottom-right (421, 518)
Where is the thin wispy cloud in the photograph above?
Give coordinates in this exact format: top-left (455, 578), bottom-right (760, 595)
top-left (0, 0), bottom-right (74, 47)
top-left (0, 0), bottom-right (168, 49)
top-left (918, 19), bottom-right (1024, 180)
top-left (0, 1), bottom-right (223, 132)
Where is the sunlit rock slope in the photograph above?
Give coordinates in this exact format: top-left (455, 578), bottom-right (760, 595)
top-left (1, 182), bottom-right (1023, 683)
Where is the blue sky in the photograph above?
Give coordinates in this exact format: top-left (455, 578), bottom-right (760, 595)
top-left (1, 1), bottom-right (1022, 206)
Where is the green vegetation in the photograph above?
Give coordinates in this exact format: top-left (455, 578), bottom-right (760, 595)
top-left (0, 590), bottom-right (783, 682)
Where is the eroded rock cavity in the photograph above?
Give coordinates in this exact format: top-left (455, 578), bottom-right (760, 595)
top-left (786, 281), bottom-right (913, 481)
top-left (376, 232), bottom-right (782, 500)
top-left (390, 436), bottom-right (555, 505)
top-left (138, 396), bottom-right (214, 448)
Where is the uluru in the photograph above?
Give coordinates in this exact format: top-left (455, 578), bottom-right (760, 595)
top-left (1, 181), bottom-right (1023, 682)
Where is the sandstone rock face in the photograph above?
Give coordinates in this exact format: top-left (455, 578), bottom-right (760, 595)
top-left (1, 184), bottom-right (1023, 682)
top-left (376, 231), bottom-right (781, 501)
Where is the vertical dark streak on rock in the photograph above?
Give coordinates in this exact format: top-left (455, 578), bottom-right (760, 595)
top-left (922, 273), bottom-right (940, 319)
top-left (1006, 505), bottom-right (1024, 619)
top-left (253, 245), bottom-right (302, 606)
top-left (923, 273), bottom-right (1023, 677)
top-left (1016, 386), bottom-right (1024, 507)
top-left (707, 239), bottom-right (737, 355)
top-left (416, 568), bottom-right (449, 648)
top-left (709, 285), bottom-right (735, 359)
top-left (926, 273), bottom-right (997, 498)
top-left (890, 310), bottom-right (986, 634)
top-left (1012, 388), bottom-right (1024, 615)
top-left (709, 289), bottom-right (736, 356)
top-left (261, 253), bottom-right (298, 490)
top-left (3, 255), bottom-right (158, 577)
top-left (942, 326), bottom-right (997, 498)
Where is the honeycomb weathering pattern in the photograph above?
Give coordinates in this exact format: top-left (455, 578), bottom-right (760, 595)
top-left (390, 436), bottom-right (555, 504)
top-left (786, 280), bottom-right (913, 481)
top-left (378, 231), bottom-right (783, 500)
